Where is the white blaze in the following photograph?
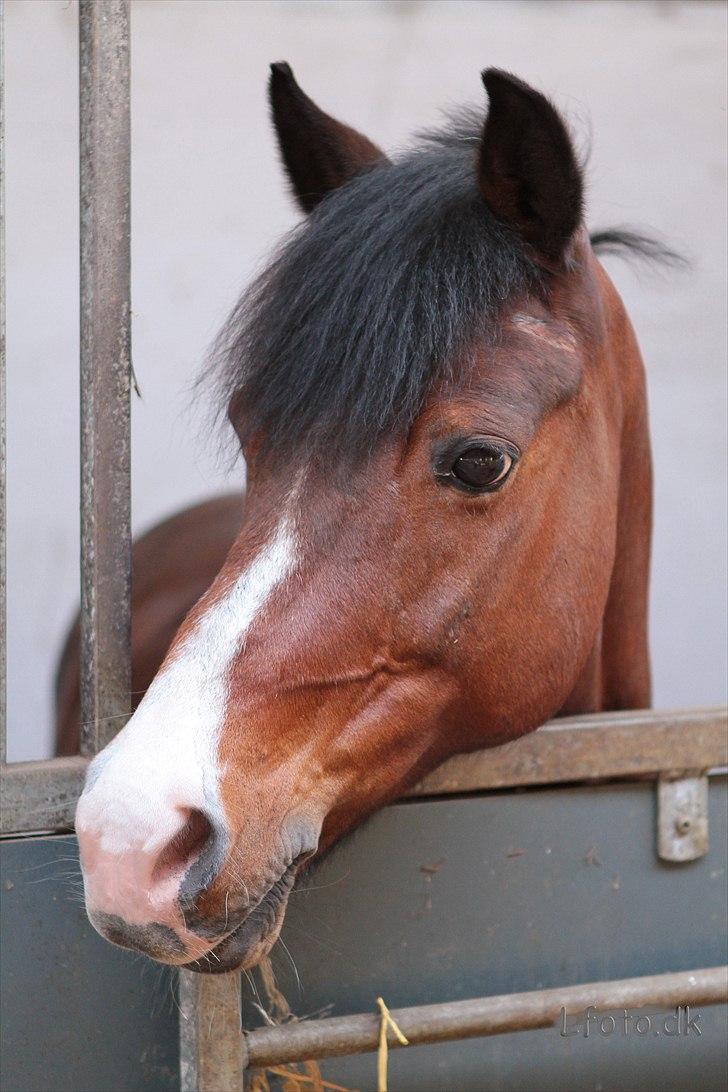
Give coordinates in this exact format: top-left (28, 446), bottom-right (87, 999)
top-left (76, 518), bottom-right (297, 855)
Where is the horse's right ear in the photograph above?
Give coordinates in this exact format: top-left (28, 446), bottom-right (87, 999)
top-left (269, 62), bottom-right (388, 214)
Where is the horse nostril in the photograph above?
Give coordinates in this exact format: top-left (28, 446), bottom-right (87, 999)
top-left (152, 809), bottom-right (213, 885)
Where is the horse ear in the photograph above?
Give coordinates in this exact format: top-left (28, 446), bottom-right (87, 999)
top-left (478, 69), bottom-right (583, 265)
top-left (269, 62), bottom-right (388, 214)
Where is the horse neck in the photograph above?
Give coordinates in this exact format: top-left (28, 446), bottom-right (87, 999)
top-left (560, 274), bottom-right (653, 717)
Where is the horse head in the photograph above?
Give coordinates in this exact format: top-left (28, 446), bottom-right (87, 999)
top-left (76, 66), bottom-right (651, 971)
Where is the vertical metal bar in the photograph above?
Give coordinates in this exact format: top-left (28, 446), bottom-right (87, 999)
top-left (0, 0), bottom-right (7, 766)
top-left (179, 970), bottom-right (244, 1092)
top-left (79, 0), bottom-right (131, 755)
top-left (79, 9), bottom-right (240, 1089)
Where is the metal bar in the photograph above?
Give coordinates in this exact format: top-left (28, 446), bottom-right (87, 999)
top-left (243, 965), bottom-right (728, 1069)
top-left (1, 708), bottom-right (726, 836)
top-left (179, 970), bottom-right (243, 1092)
top-left (78, 0), bottom-right (131, 755)
top-left (0, 0), bottom-right (7, 765)
top-left (408, 707), bottom-right (727, 797)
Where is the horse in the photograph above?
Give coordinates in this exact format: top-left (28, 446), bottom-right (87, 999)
top-left (72, 64), bottom-right (654, 974)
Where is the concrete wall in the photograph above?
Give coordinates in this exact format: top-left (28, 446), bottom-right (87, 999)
top-left (4, 0), bottom-right (726, 759)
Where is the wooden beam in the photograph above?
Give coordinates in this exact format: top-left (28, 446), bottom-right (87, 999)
top-left (0, 756), bottom-right (88, 836)
top-left (408, 708), bottom-right (727, 797)
top-left (1, 708), bottom-right (725, 836)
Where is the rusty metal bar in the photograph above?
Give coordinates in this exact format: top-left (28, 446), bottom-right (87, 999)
top-left (1, 708), bottom-right (726, 836)
top-left (0, 0), bottom-right (7, 765)
top-left (243, 965), bottom-right (728, 1069)
top-left (179, 970), bottom-right (244, 1092)
top-left (78, 0), bottom-right (131, 755)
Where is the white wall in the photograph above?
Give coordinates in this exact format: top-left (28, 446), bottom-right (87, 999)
top-left (5, 0), bottom-right (726, 760)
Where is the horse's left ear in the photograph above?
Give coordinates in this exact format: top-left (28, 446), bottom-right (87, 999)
top-left (269, 62), bottom-right (388, 214)
top-left (479, 69), bottom-right (583, 265)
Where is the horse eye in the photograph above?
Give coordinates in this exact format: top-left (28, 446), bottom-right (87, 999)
top-left (451, 446), bottom-right (513, 491)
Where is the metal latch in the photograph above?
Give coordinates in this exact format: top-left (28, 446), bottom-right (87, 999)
top-left (657, 771), bottom-right (709, 862)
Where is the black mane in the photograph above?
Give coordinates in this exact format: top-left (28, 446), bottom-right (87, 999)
top-left (210, 112), bottom-right (540, 461)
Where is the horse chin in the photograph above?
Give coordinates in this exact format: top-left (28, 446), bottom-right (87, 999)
top-left (181, 873), bottom-right (292, 975)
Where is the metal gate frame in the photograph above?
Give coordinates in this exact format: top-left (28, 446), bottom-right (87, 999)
top-left (0, 5), bottom-right (726, 1091)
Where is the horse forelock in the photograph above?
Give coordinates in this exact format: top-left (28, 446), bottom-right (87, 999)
top-left (208, 109), bottom-right (546, 464)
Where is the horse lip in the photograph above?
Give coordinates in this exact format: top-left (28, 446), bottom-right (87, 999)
top-left (181, 861), bottom-right (298, 973)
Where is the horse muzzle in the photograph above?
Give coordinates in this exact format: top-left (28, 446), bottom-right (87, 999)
top-left (76, 777), bottom-right (318, 970)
